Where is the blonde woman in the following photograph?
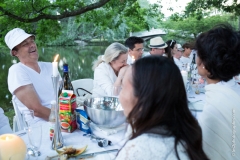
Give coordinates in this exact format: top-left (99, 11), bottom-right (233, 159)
top-left (92, 42), bottom-right (129, 97)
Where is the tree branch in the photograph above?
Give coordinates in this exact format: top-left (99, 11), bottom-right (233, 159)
top-left (0, 0), bottom-right (111, 23)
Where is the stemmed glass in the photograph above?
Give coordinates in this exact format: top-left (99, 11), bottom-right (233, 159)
top-left (22, 110), bottom-right (35, 129)
top-left (27, 124), bottom-right (42, 157)
top-left (21, 110), bottom-right (42, 158)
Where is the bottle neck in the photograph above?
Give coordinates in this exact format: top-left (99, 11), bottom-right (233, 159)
top-left (63, 65), bottom-right (69, 73)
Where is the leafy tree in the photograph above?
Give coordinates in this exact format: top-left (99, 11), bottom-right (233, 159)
top-left (185, 0), bottom-right (240, 17)
top-left (0, 0), bottom-right (163, 45)
top-left (161, 13), bottom-right (237, 43)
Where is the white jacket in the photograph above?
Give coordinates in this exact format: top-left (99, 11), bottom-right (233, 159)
top-left (92, 62), bottom-right (117, 97)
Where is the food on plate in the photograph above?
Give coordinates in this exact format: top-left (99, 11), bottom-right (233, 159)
top-left (56, 145), bottom-right (87, 157)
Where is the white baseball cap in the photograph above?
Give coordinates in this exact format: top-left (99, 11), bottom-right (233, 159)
top-left (4, 28), bottom-right (34, 56)
top-left (177, 44), bottom-right (184, 51)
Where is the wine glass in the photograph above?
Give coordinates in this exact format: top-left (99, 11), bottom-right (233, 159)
top-left (27, 123), bottom-right (42, 157)
top-left (112, 86), bottom-right (121, 97)
top-left (21, 109), bottom-right (35, 130)
top-left (191, 79), bottom-right (200, 95)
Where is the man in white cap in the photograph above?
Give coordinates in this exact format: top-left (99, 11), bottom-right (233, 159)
top-left (5, 28), bottom-right (56, 121)
top-left (143, 36), bottom-right (168, 57)
top-left (173, 44), bottom-right (184, 70)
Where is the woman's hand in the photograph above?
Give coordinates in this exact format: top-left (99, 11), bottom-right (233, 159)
top-left (114, 65), bottom-right (130, 86)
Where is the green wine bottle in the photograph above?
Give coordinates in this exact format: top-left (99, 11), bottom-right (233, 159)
top-left (63, 63), bottom-right (74, 91)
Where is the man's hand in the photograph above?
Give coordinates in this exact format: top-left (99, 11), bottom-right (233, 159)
top-left (14, 84), bottom-right (50, 121)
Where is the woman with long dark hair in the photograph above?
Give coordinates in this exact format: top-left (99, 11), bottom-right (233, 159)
top-left (164, 39), bottom-right (177, 60)
top-left (116, 56), bottom-right (208, 160)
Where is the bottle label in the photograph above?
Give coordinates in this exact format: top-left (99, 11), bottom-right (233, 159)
top-left (63, 65), bottom-right (69, 72)
top-left (48, 122), bottom-right (55, 141)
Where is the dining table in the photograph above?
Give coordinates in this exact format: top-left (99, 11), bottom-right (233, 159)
top-left (15, 122), bottom-right (127, 160)
top-left (15, 89), bottom-right (205, 160)
top-left (187, 88), bottom-right (205, 119)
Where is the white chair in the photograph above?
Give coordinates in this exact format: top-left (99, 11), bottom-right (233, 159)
top-left (71, 78), bottom-right (93, 96)
top-left (12, 96), bottom-right (24, 132)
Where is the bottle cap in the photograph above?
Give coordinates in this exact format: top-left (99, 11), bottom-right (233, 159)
top-left (63, 92), bottom-right (68, 97)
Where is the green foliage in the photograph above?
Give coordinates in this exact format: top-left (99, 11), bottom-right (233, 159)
top-left (0, 0), bottom-right (163, 46)
top-left (161, 13), bottom-right (238, 43)
top-left (185, 0), bottom-right (240, 18)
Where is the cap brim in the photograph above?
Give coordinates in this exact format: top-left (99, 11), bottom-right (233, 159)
top-left (148, 43), bottom-right (168, 49)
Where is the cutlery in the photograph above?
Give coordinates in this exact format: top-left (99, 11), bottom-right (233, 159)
top-left (17, 132), bottom-right (26, 137)
top-left (192, 100), bottom-right (202, 103)
top-left (77, 149), bottom-right (118, 159)
top-left (45, 154), bottom-right (67, 160)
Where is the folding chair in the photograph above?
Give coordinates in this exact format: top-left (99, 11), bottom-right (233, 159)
top-left (12, 96), bottom-right (24, 132)
top-left (71, 78), bottom-right (93, 96)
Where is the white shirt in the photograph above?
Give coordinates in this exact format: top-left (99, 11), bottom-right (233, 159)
top-left (127, 54), bottom-right (134, 65)
top-left (8, 62), bottom-right (56, 116)
top-left (0, 107), bottom-right (13, 135)
top-left (173, 57), bottom-right (183, 70)
top-left (92, 62), bottom-right (117, 97)
top-left (180, 56), bottom-right (191, 65)
top-left (115, 125), bottom-right (189, 160)
top-left (142, 52), bottom-right (151, 57)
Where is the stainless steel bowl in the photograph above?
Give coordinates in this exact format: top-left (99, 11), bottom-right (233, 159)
top-left (83, 97), bottom-right (126, 128)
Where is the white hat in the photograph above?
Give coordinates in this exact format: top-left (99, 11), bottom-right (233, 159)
top-left (148, 36), bottom-right (168, 49)
top-left (177, 44), bottom-right (184, 51)
top-left (5, 28), bottom-right (34, 56)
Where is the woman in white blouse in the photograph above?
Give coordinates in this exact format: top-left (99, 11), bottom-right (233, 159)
top-left (116, 56), bottom-right (208, 160)
top-left (195, 24), bottom-right (240, 160)
top-left (92, 42), bottom-right (128, 97)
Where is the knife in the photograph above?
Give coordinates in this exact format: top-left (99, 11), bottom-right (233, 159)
top-left (77, 149), bottom-right (118, 159)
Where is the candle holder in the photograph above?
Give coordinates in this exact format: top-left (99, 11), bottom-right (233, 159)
top-left (51, 75), bottom-right (64, 150)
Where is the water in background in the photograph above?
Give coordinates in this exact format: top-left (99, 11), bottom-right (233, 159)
top-left (0, 45), bottom-right (106, 126)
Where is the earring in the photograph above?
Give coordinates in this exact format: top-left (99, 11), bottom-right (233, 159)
top-left (203, 66), bottom-right (205, 69)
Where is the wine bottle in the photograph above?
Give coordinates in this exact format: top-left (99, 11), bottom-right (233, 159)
top-left (188, 53), bottom-right (196, 81)
top-left (63, 63), bottom-right (74, 91)
top-left (48, 101), bottom-right (56, 141)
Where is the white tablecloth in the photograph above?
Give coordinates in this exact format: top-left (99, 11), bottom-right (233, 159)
top-left (187, 90), bottom-right (205, 119)
top-left (16, 91), bottom-right (205, 160)
top-left (16, 123), bottom-right (126, 160)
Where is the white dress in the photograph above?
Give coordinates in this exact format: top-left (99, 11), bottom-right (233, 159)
top-left (115, 125), bottom-right (189, 160)
top-left (92, 62), bottom-right (117, 97)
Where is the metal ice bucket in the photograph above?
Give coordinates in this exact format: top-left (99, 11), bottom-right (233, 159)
top-left (83, 97), bottom-right (125, 128)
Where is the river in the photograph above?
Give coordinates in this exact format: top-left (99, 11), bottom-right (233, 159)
top-left (0, 45), bottom-right (107, 126)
